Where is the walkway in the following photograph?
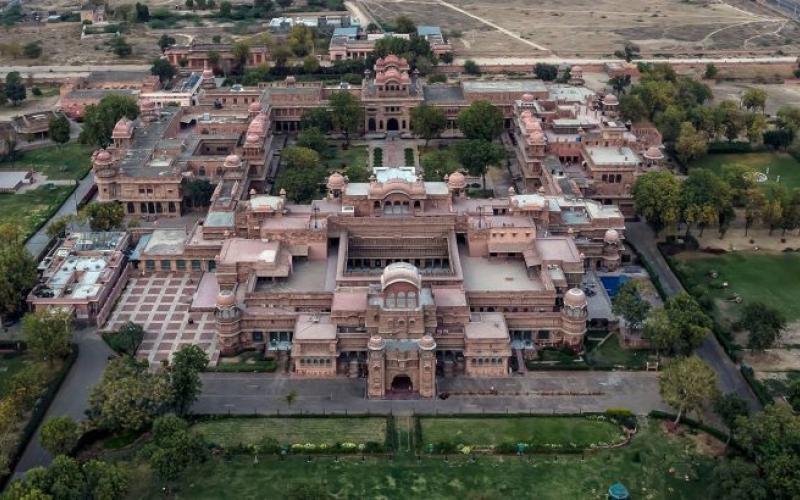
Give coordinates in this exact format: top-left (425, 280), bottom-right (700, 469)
top-left (193, 371), bottom-right (668, 415)
top-left (625, 221), bottom-right (760, 410)
top-left (24, 173), bottom-right (95, 259)
top-left (13, 327), bottom-right (112, 476)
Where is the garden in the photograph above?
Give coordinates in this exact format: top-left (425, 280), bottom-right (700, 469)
top-left (0, 143), bottom-right (93, 181)
top-left (123, 417), bottom-right (716, 500)
top-left (321, 144), bottom-right (368, 175)
top-left (0, 184), bottom-right (76, 240)
top-left (207, 350), bottom-right (278, 373)
top-left (688, 152), bottom-right (800, 191)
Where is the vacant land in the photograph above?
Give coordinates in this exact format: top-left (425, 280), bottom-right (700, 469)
top-left (689, 152), bottom-right (800, 190)
top-left (0, 184), bottom-right (75, 239)
top-left (420, 416), bottom-right (624, 448)
top-left (192, 417), bottom-right (388, 447)
top-left (129, 419), bottom-right (715, 499)
top-left (0, 144), bottom-right (93, 181)
top-left (360, 0), bottom-right (800, 57)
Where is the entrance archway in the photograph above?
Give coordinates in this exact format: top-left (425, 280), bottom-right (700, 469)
top-left (387, 118), bottom-right (399, 131)
top-left (368, 118), bottom-right (376, 132)
top-left (391, 374), bottom-right (412, 392)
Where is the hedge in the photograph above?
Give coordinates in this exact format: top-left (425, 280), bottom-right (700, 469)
top-left (648, 410), bottom-right (732, 444)
top-left (740, 365), bottom-right (772, 406)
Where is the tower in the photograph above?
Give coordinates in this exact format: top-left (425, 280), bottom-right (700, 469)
top-left (602, 229), bottom-right (621, 271)
top-left (561, 288), bottom-right (588, 351)
top-left (418, 335), bottom-right (437, 398)
top-left (367, 335), bottom-right (386, 399)
top-left (92, 149), bottom-right (118, 202)
top-left (215, 290), bottom-right (242, 355)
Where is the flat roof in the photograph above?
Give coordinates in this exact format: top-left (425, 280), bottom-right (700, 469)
top-left (220, 239), bottom-right (279, 265)
top-left (465, 312), bottom-right (508, 339)
top-left (422, 84), bottom-right (464, 103)
top-left (374, 166), bottom-right (416, 183)
top-left (417, 25), bottom-right (442, 36)
top-left (459, 246), bottom-right (544, 292)
top-left (255, 259), bottom-right (331, 292)
top-left (294, 314), bottom-right (337, 340)
top-left (0, 171), bottom-right (28, 190)
top-left (586, 146), bottom-right (640, 166)
top-left (463, 80), bottom-right (546, 93)
top-left (204, 211), bottom-right (235, 228)
top-left (142, 229), bottom-right (186, 256)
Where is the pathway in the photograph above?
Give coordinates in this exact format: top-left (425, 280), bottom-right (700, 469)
top-left (625, 221), bottom-right (760, 410)
top-left (13, 327), bottom-right (112, 476)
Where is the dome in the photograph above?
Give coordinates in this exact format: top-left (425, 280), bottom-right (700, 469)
top-left (327, 172), bottom-right (346, 190)
top-left (139, 99), bottom-right (155, 111)
top-left (224, 154), bottom-right (241, 168)
top-left (381, 262), bottom-right (422, 291)
top-left (202, 67), bottom-right (214, 78)
top-left (248, 120), bottom-right (265, 135)
top-left (383, 54), bottom-right (401, 65)
top-left (521, 93), bottom-right (534, 102)
top-left (418, 335), bottom-right (436, 351)
top-left (572, 65), bottom-right (583, 73)
top-left (94, 149), bottom-right (111, 163)
top-left (604, 228), bottom-right (620, 244)
top-left (367, 335), bottom-right (385, 351)
top-left (217, 290), bottom-right (236, 308)
top-left (604, 93), bottom-right (619, 105)
top-left (644, 146), bottom-right (664, 161)
top-left (245, 133), bottom-right (260, 145)
top-left (564, 288), bottom-right (587, 308)
top-left (529, 131), bottom-right (546, 144)
top-left (248, 101), bottom-right (262, 113)
top-left (112, 117), bottom-right (134, 137)
top-left (447, 170), bottom-right (466, 190)
top-left (520, 110), bottom-right (532, 120)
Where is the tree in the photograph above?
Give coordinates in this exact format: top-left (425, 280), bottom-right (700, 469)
top-left (88, 357), bottom-right (174, 432)
top-left (272, 46), bottom-right (291, 68)
top-left (329, 91), bottom-right (363, 147)
top-left (135, 2), bottom-right (150, 21)
top-left (410, 104), bottom-right (446, 146)
top-left (157, 34), bottom-right (176, 52)
top-left (23, 41), bottom-right (42, 59)
top-left (463, 59), bottom-right (480, 75)
top-left (709, 459), bottom-right (768, 500)
top-left (761, 198), bottom-right (784, 236)
top-left (23, 309), bottom-right (73, 363)
top-left (5, 71), bottom-right (26, 105)
top-left (614, 41), bottom-right (640, 62)
top-left (169, 345), bottom-right (208, 415)
top-left (787, 378), bottom-right (800, 412)
top-left (40, 416), bottom-right (80, 456)
top-left (0, 224), bottom-right (37, 323)
top-left (282, 145), bottom-right (321, 170)
top-left (776, 105), bottom-right (800, 133)
top-left (151, 58), bottom-right (176, 85)
top-left (533, 63), bottom-right (558, 81)
top-left (643, 307), bottom-right (678, 359)
top-left (611, 281), bottom-right (651, 332)
top-left (45, 215), bottom-right (74, 240)
top-left (219, 0), bottom-right (232, 16)
top-left (300, 107), bottom-right (332, 133)
top-left (681, 168), bottom-right (733, 235)
top-left (285, 389), bottom-right (298, 407)
top-left (48, 114), bottom-right (71, 146)
top-left (182, 178), bottom-right (215, 208)
top-left (287, 25), bottom-right (315, 57)
top-left (457, 100), bottom-right (503, 142)
top-left (148, 415), bottom-right (209, 482)
top-left (302, 55), bottom-right (320, 73)
top-left (453, 139), bottom-right (505, 188)
top-left (185, 0), bottom-right (194, 9)
top-left (735, 404), bottom-right (800, 498)
top-left (737, 302), bottom-right (786, 351)
top-left (277, 0), bottom-right (292, 7)
top-left (704, 63), bottom-right (718, 79)
top-left (439, 51), bottom-right (454, 64)
top-left (111, 36), bottom-right (132, 58)
top-left (662, 292), bottom-right (713, 355)
top-left (632, 170), bottom-right (681, 234)
top-left (79, 93), bottom-right (139, 148)
top-left (658, 356), bottom-right (717, 424)
top-left (104, 321), bottom-right (145, 356)
top-left (275, 163), bottom-right (324, 203)
top-left (81, 201), bottom-right (125, 231)
top-left (746, 113), bottom-right (768, 144)
top-left (394, 15), bottom-right (415, 33)
top-left (675, 121), bottom-right (707, 164)
top-left (83, 459), bottom-right (129, 500)
top-left (742, 88), bottom-right (767, 113)
top-left (232, 41), bottom-right (250, 73)
top-left (713, 392), bottom-right (750, 445)
top-left (29, 455), bottom-right (85, 500)
top-left (609, 75), bottom-right (631, 95)
top-left (296, 127), bottom-right (327, 155)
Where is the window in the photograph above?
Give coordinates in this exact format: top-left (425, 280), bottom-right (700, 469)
top-left (252, 331), bottom-right (264, 342)
top-left (161, 260), bottom-right (171, 271)
top-left (191, 260), bottom-right (202, 271)
top-left (176, 260), bottom-right (186, 271)
top-left (537, 330), bottom-right (550, 339)
top-left (145, 260), bottom-right (155, 271)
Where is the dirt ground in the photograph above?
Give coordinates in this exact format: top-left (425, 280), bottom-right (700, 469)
top-left (709, 81), bottom-right (800, 116)
top-left (359, 0), bottom-right (800, 57)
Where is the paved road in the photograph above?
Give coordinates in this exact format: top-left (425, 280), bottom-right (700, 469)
top-left (194, 371), bottom-right (668, 416)
top-left (24, 173), bottom-right (95, 259)
top-left (626, 221), bottom-right (761, 410)
top-left (13, 328), bottom-right (111, 477)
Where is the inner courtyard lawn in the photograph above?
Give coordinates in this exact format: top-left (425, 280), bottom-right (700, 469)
top-left (420, 416), bottom-right (624, 449)
top-left (130, 420), bottom-right (714, 500)
top-left (0, 184), bottom-right (75, 239)
top-left (0, 143), bottom-right (93, 180)
top-left (672, 251), bottom-right (800, 321)
top-left (192, 417), bottom-right (388, 447)
top-left (586, 334), bottom-right (652, 369)
top-left (322, 144), bottom-right (368, 172)
top-left (689, 152), bottom-right (800, 190)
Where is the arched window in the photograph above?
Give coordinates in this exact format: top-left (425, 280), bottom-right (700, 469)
top-left (407, 291), bottom-right (416, 308)
top-left (396, 292), bottom-right (406, 308)
top-left (198, 166), bottom-right (206, 177)
top-left (385, 293), bottom-right (395, 308)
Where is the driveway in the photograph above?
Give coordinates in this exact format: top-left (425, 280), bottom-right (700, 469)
top-left (193, 371), bottom-right (668, 416)
top-left (13, 327), bottom-right (112, 476)
top-left (626, 221), bottom-right (760, 410)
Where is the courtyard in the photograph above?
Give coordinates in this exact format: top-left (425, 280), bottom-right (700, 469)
top-left (103, 274), bottom-right (217, 366)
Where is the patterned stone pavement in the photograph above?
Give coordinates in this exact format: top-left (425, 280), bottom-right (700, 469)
top-left (104, 273), bottom-right (217, 366)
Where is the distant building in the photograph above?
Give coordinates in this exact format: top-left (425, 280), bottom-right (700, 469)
top-left (164, 42), bottom-right (270, 73)
top-left (79, 3), bottom-right (105, 24)
top-left (328, 27), bottom-right (452, 61)
top-left (59, 70), bottom-right (158, 120)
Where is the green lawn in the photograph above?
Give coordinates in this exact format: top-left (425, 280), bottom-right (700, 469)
top-left (0, 143), bottom-right (93, 180)
top-left (689, 152), bottom-right (800, 190)
top-left (420, 416), bottom-right (624, 449)
top-left (672, 251), bottom-right (800, 321)
top-left (192, 417), bottom-right (388, 447)
top-left (0, 354), bottom-right (36, 398)
top-left (322, 144), bottom-right (368, 172)
top-left (420, 145), bottom-right (463, 181)
top-left (0, 184), bottom-right (76, 239)
top-left (586, 334), bottom-right (652, 369)
top-left (131, 420), bottom-right (714, 500)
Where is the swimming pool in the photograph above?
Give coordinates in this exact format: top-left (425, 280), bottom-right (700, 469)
top-left (600, 275), bottom-right (630, 298)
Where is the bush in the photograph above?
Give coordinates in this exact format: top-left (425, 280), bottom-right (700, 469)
top-left (102, 322), bottom-right (144, 356)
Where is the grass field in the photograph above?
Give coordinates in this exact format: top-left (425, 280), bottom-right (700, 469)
top-left (672, 251), bottom-right (800, 321)
top-left (586, 334), bottom-right (652, 369)
top-left (420, 416), bottom-right (624, 449)
top-left (0, 184), bottom-right (75, 239)
top-left (0, 143), bottom-right (93, 180)
top-left (322, 145), bottom-right (368, 172)
top-left (192, 417), bottom-right (388, 447)
top-left (689, 152), bottom-right (800, 190)
top-left (130, 420), bottom-right (714, 500)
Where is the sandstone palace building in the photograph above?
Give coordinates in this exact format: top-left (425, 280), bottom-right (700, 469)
top-left (43, 55), bottom-right (664, 399)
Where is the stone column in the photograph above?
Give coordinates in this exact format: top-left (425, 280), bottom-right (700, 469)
top-left (367, 336), bottom-right (386, 399)
top-left (418, 335), bottom-right (436, 398)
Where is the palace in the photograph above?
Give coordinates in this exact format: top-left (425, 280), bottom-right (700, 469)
top-left (68, 54), bottom-right (661, 398)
